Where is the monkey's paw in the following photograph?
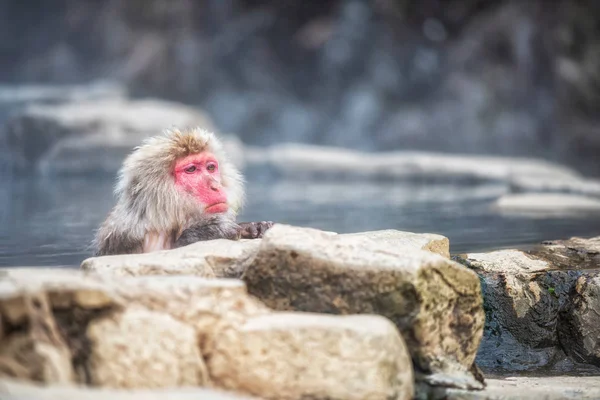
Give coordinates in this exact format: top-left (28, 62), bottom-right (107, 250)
top-left (238, 221), bottom-right (274, 239)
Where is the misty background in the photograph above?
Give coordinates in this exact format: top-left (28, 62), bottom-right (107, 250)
top-left (1, 0), bottom-right (600, 266)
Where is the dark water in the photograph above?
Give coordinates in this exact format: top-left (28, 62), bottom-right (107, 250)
top-left (1, 176), bottom-right (600, 267)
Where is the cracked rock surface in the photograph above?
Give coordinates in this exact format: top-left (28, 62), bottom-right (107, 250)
top-left (340, 229), bottom-right (450, 258)
top-left (86, 306), bottom-right (207, 388)
top-left (81, 239), bottom-right (262, 278)
top-left (455, 236), bottom-right (600, 374)
top-left (210, 312), bottom-right (414, 400)
top-left (558, 273), bottom-right (600, 367)
top-left (81, 229), bottom-right (450, 277)
top-left (242, 224), bottom-right (484, 376)
top-left (0, 267), bottom-right (414, 399)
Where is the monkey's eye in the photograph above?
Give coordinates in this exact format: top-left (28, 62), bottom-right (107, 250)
top-left (184, 165), bottom-right (197, 173)
top-left (206, 162), bottom-right (216, 172)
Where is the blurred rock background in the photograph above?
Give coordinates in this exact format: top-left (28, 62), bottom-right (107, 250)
top-left (1, 0), bottom-right (599, 175)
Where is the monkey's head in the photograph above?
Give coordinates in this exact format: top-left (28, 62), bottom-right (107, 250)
top-left (114, 127), bottom-right (245, 234)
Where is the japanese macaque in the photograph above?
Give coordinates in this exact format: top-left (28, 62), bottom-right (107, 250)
top-left (93, 127), bottom-right (273, 256)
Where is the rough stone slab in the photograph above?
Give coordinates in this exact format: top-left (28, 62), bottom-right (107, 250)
top-left (252, 143), bottom-right (579, 182)
top-left (114, 276), bottom-right (271, 347)
top-left (529, 236), bottom-right (600, 270)
top-left (80, 239), bottom-right (261, 278)
top-left (0, 269), bottom-right (268, 389)
top-left (86, 307), bottom-right (207, 389)
top-left (456, 250), bottom-right (568, 372)
top-left (459, 249), bottom-right (550, 275)
top-left (0, 267), bottom-right (418, 398)
top-left (0, 378), bottom-right (258, 399)
top-left (242, 224), bottom-right (485, 374)
top-left (558, 274), bottom-right (600, 366)
top-left (0, 269), bottom-right (122, 384)
top-left (455, 246), bottom-right (600, 374)
top-left (341, 229), bottom-right (450, 258)
top-left (0, 268), bottom-right (121, 324)
top-left (0, 333), bottom-right (74, 385)
top-left (0, 269), bottom-right (103, 384)
top-left (209, 312), bottom-right (414, 400)
top-left (443, 376), bottom-right (600, 400)
top-left (494, 193), bottom-right (600, 214)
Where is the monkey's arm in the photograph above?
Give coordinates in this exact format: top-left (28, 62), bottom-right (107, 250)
top-left (94, 231), bottom-right (143, 256)
top-left (175, 219), bottom-right (274, 247)
top-left (175, 215), bottom-right (241, 247)
top-left (237, 221), bottom-right (274, 239)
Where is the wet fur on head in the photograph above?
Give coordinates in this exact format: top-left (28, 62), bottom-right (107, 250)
top-left (93, 127), bottom-right (245, 254)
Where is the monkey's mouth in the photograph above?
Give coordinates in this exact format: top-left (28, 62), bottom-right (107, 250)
top-left (205, 202), bottom-right (229, 214)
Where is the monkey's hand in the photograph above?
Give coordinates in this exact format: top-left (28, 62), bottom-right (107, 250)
top-left (237, 221), bottom-right (274, 239)
top-left (175, 215), bottom-right (241, 247)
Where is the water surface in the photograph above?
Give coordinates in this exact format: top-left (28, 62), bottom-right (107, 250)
top-left (1, 176), bottom-right (599, 267)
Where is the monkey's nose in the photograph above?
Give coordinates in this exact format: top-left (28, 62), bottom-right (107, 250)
top-left (209, 181), bottom-right (221, 191)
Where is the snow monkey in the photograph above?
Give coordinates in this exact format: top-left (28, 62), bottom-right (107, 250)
top-left (93, 127), bottom-right (273, 256)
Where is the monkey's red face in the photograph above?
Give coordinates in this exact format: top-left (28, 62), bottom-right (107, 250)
top-left (174, 152), bottom-right (229, 214)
